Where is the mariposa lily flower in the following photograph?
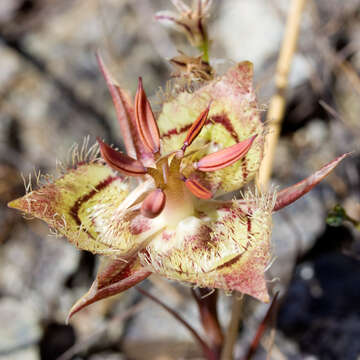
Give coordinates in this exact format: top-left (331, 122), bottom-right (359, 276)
top-left (8, 53), bottom-right (347, 322)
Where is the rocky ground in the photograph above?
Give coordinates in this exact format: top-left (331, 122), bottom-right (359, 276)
top-left (1, 0), bottom-right (360, 359)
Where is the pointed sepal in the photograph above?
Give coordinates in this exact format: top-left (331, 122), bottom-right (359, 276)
top-left (67, 256), bottom-right (151, 322)
top-left (96, 52), bottom-right (138, 158)
top-left (273, 153), bottom-right (349, 211)
top-left (96, 53), bottom-right (155, 166)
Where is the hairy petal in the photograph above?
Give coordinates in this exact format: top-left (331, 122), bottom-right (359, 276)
top-left (8, 162), bottom-right (165, 256)
top-left (8, 163), bottom-right (130, 255)
top-left (141, 191), bottom-right (276, 302)
top-left (67, 256), bottom-right (151, 321)
top-left (274, 153), bottom-right (349, 211)
top-left (158, 61), bottom-right (263, 194)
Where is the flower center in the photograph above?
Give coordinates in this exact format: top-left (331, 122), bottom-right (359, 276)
top-left (147, 154), bottom-right (195, 226)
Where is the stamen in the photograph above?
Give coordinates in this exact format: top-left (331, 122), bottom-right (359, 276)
top-left (182, 176), bottom-right (212, 199)
top-left (181, 102), bottom-right (211, 152)
top-left (98, 138), bottom-right (147, 176)
top-left (135, 78), bottom-right (161, 154)
top-left (141, 189), bottom-right (166, 218)
top-left (194, 134), bottom-right (257, 172)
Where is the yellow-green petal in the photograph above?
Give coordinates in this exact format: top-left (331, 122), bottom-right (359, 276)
top-left (9, 163), bottom-right (130, 255)
top-left (142, 191), bottom-right (275, 302)
top-left (158, 62), bottom-right (264, 194)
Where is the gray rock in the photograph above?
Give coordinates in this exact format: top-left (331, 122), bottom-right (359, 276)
top-left (0, 225), bottom-right (79, 318)
top-left (88, 353), bottom-right (124, 360)
top-left (214, 0), bottom-right (284, 68)
top-left (270, 191), bottom-right (325, 291)
top-left (0, 297), bottom-right (41, 357)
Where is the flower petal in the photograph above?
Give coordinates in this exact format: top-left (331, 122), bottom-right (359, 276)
top-left (67, 255), bottom-right (151, 321)
top-left (135, 78), bottom-right (161, 154)
top-left (142, 191), bottom-right (276, 302)
top-left (273, 153), bottom-right (349, 211)
top-left (8, 163), bottom-right (130, 255)
top-left (98, 138), bottom-right (147, 176)
top-left (158, 61), bottom-right (263, 194)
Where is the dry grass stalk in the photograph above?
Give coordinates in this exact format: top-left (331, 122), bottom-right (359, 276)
top-left (223, 1), bottom-right (308, 359)
top-left (257, 0), bottom-right (308, 190)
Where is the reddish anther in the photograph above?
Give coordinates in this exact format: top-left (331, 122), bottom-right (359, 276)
top-left (98, 138), bottom-right (147, 176)
top-left (182, 103), bottom-right (211, 151)
top-left (195, 134), bottom-right (257, 172)
top-left (141, 189), bottom-right (166, 218)
top-left (135, 78), bottom-right (161, 154)
top-left (184, 177), bottom-right (212, 199)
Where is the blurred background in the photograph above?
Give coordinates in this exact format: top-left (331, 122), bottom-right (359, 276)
top-left (1, 0), bottom-right (360, 359)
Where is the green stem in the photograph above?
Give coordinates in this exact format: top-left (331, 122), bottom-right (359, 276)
top-left (198, 37), bottom-right (210, 63)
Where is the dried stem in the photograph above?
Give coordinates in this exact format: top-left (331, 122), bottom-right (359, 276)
top-left (221, 296), bottom-right (243, 360)
top-left (225, 0), bottom-right (307, 358)
top-left (257, 0), bottom-right (307, 190)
